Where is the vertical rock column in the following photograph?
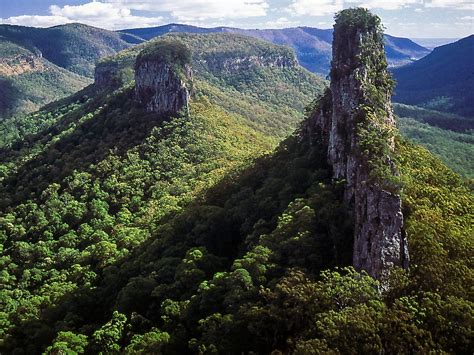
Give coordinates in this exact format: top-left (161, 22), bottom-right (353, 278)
top-left (314, 9), bottom-right (409, 280)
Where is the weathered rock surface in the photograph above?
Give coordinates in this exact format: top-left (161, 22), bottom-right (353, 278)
top-left (307, 9), bottom-right (409, 280)
top-left (135, 61), bottom-right (192, 115)
top-left (0, 54), bottom-right (44, 76)
top-left (134, 42), bottom-right (193, 115)
top-left (205, 54), bottom-right (297, 74)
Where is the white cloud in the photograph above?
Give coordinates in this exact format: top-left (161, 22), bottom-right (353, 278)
top-left (47, 1), bottom-right (164, 29)
top-left (459, 15), bottom-right (474, 20)
top-left (49, 2), bottom-right (130, 19)
top-left (1, 1), bottom-right (164, 29)
top-left (287, 0), bottom-right (343, 16)
top-left (1, 0), bottom-right (269, 29)
top-left (425, 0), bottom-right (473, 9)
top-left (287, 0), bottom-right (473, 16)
top-left (357, 0), bottom-right (422, 10)
top-left (104, 0), bottom-right (269, 21)
top-left (264, 17), bottom-right (298, 28)
top-left (1, 15), bottom-right (73, 28)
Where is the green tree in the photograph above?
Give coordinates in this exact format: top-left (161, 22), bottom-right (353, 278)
top-left (91, 311), bottom-right (127, 354)
top-left (44, 331), bottom-right (88, 355)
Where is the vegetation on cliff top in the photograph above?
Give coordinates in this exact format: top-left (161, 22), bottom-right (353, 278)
top-left (0, 16), bottom-right (472, 354)
top-left (135, 40), bottom-right (192, 68)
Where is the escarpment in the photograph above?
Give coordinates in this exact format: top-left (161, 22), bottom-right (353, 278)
top-left (0, 53), bottom-right (44, 76)
top-left (134, 41), bottom-right (193, 115)
top-left (205, 52), bottom-right (298, 74)
top-left (307, 9), bottom-right (409, 280)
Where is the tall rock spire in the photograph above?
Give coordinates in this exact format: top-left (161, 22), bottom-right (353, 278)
top-left (310, 8), bottom-right (409, 280)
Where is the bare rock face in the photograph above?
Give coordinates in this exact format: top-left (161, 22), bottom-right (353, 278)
top-left (0, 54), bottom-right (44, 76)
top-left (308, 9), bottom-right (409, 280)
top-left (205, 53), bottom-right (297, 74)
top-left (134, 41), bottom-right (193, 115)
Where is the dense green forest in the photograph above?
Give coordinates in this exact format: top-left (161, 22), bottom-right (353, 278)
top-left (398, 116), bottom-right (474, 178)
top-left (0, 12), bottom-right (473, 354)
top-left (393, 103), bottom-right (474, 178)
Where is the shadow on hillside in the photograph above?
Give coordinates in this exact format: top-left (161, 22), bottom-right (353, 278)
top-left (0, 87), bottom-right (170, 206)
top-left (0, 77), bottom-right (21, 118)
top-left (1, 131), bottom-right (354, 353)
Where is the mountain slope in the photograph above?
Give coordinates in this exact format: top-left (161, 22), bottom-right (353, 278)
top-left (0, 34), bottom-right (326, 352)
top-left (0, 23), bottom-right (144, 119)
top-left (0, 38), bottom-right (91, 119)
top-left (394, 103), bottom-right (474, 132)
top-left (398, 116), bottom-right (474, 178)
top-left (0, 33), bottom-right (326, 205)
top-left (393, 35), bottom-right (474, 117)
top-left (1, 10), bottom-right (472, 354)
top-left (393, 103), bottom-right (474, 178)
top-left (120, 24), bottom-right (430, 75)
top-left (95, 33), bottom-right (325, 138)
top-left (0, 23), bottom-right (138, 77)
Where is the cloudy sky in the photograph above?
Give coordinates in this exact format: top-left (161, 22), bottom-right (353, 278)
top-left (0, 0), bottom-right (473, 38)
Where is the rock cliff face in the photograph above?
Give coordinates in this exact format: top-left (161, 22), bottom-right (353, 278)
top-left (205, 53), bottom-right (297, 74)
top-left (308, 9), bottom-right (409, 280)
top-left (0, 54), bottom-right (44, 76)
top-left (134, 41), bottom-right (193, 115)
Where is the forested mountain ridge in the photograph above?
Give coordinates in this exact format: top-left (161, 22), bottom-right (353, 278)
top-left (393, 35), bottom-right (474, 117)
top-left (0, 23), bottom-right (138, 77)
top-left (0, 9), bottom-right (472, 354)
top-left (0, 23), bottom-right (141, 119)
top-left (0, 38), bottom-right (90, 119)
top-left (0, 33), bottom-right (325, 208)
top-left (120, 23), bottom-right (430, 75)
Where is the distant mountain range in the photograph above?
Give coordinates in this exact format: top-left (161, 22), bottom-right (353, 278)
top-left (119, 24), bottom-right (430, 75)
top-left (393, 35), bottom-right (474, 117)
top-left (0, 22), bottom-right (432, 119)
top-left (411, 38), bottom-right (460, 50)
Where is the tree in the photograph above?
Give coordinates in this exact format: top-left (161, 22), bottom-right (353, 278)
top-left (44, 331), bottom-right (88, 355)
top-left (125, 328), bottom-right (170, 354)
top-left (91, 311), bottom-right (127, 354)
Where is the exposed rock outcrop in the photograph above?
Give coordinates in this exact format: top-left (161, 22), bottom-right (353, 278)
top-left (0, 54), bottom-right (44, 76)
top-left (134, 41), bottom-right (193, 115)
top-left (307, 9), bottom-right (409, 280)
top-left (205, 53), bottom-right (297, 74)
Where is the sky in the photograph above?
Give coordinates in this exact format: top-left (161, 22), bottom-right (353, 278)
top-left (0, 0), bottom-right (473, 38)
